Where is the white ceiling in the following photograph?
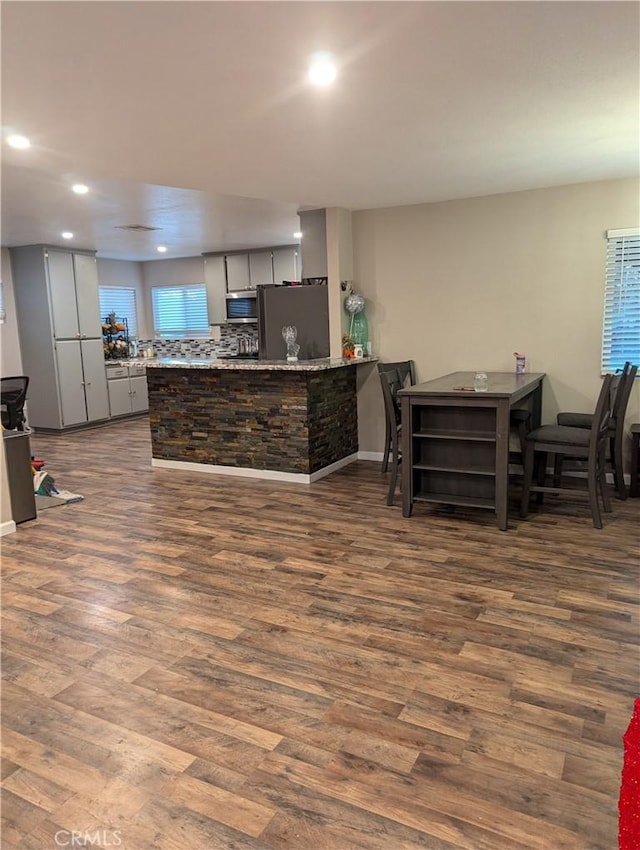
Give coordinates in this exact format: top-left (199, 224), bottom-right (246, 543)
top-left (2, 1), bottom-right (638, 262)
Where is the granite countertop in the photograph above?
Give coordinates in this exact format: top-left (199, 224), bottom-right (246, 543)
top-left (145, 356), bottom-right (377, 372)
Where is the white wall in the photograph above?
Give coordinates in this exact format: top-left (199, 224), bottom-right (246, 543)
top-left (0, 247), bottom-right (24, 376)
top-left (353, 178), bottom-right (640, 457)
top-left (140, 256), bottom-right (206, 338)
top-left (97, 258), bottom-right (148, 337)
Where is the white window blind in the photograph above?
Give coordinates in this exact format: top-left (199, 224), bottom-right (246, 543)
top-left (99, 286), bottom-right (138, 338)
top-left (601, 228), bottom-right (640, 374)
top-left (152, 285), bottom-right (209, 338)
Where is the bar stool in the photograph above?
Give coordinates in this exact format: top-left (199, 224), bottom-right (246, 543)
top-left (377, 361), bottom-right (416, 474)
top-left (630, 424), bottom-right (640, 498)
top-left (520, 374), bottom-right (614, 528)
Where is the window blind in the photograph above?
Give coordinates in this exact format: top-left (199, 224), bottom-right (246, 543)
top-left (601, 228), bottom-right (640, 374)
top-left (99, 286), bottom-right (138, 338)
top-left (152, 285), bottom-right (209, 338)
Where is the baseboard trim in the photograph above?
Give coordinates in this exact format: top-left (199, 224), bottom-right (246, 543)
top-left (1, 520), bottom-right (17, 536)
top-left (358, 451), bottom-right (384, 462)
top-left (151, 452), bottom-right (359, 484)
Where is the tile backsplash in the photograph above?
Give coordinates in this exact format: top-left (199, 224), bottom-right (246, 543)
top-left (141, 325), bottom-right (258, 358)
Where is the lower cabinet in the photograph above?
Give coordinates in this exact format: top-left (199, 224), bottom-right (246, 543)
top-left (56, 339), bottom-right (110, 427)
top-left (107, 365), bottom-right (148, 417)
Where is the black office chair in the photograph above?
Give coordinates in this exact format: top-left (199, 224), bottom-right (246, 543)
top-left (520, 373), bottom-right (614, 528)
top-left (377, 360), bottom-right (416, 474)
top-left (1, 376), bottom-right (29, 431)
top-left (553, 362), bottom-right (637, 499)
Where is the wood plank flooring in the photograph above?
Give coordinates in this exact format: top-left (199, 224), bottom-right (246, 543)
top-left (2, 416), bottom-right (638, 850)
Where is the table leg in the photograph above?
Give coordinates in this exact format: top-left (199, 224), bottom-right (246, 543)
top-left (496, 400), bottom-right (510, 531)
top-left (401, 396), bottom-right (413, 517)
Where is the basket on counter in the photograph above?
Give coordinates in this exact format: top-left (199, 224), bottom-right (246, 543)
top-left (102, 313), bottom-right (130, 359)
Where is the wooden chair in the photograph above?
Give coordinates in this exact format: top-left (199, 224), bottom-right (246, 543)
top-left (553, 362), bottom-right (637, 499)
top-left (378, 368), bottom-right (404, 505)
top-left (1, 376), bottom-right (29, 431)
top-left (377, 361), bottom-right (416, 474)
top-left (520, 373), bottom-right (614, 528)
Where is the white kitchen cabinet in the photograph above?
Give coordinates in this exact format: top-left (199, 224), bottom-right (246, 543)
top-left (107, 377), bottom-right (132, 418)
top-left (204, 255), bottom-right (227, 326)
top-left (48, 250), bottom-right (102, 339)
top-left (107, 365), bottom-right (148, 418)
top-left (299, 209), bottom-right (327, 278)
top-left (10, 245), bottom-right (109, 431)
top-left (130, 375), bottom-right (149, 412)
top-left (56, 338), bottom-right (110, 426)
top-left (249, 251), bottom-right (273, 286)
top-left (272, 246), bottom-right (301, 283)
top-left (225, 254), bottom-right (251, 291)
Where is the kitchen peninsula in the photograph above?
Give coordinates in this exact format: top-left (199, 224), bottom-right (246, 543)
top-left (147, 357), bottom-right (370, 481)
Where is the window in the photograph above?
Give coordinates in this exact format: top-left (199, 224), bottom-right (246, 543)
top-left (152, 284), bottom-right (209, 338)
top-left (601, 228), bottom-right (640, 374)
top-left (99, 286), bottom-right (138, 338)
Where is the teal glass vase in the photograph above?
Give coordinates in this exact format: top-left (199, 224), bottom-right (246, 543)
top-left (350, 311), bottom-right (369, 348)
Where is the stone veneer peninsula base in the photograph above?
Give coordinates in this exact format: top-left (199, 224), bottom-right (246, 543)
top-left (146, 358), bottom-right (363, 482)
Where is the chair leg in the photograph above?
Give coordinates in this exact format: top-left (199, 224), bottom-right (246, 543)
top-left (381, 426), bottom-right (391, 473)
top-left (587, 450), bottom-right (603, 529)
top-left (520, 443), bottom-right (535, 518)
top-left (611, 435), bottom-right (627, 500)
top-left (387, 458), bottom-right (400, 506)
top-left (535, 451), bottom-right (547, 504)
top-left (553, 454), bottom-right (564, 488)
top-left (599, 445), bottom-right (612, 514)
top-left (381, 443), bottom-right (390, 474)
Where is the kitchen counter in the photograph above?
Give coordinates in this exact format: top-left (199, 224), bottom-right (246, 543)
top-left (146, 356), bottom-right (374, 371)
top-left (147, 358), bottom-right (375, 481)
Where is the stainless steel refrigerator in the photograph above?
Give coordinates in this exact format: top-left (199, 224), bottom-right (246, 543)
top-left (257, 285), bottom-right (330, 360)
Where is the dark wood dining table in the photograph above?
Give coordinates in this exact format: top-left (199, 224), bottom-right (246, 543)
top-left (399, 371), bottom-right (545, 530)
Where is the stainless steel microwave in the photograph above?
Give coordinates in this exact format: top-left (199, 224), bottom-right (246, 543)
top-left (225, 291), bottom-right (257, 323)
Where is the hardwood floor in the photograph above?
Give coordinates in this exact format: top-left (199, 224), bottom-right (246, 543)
top-left (2, 416), bottom-right (638, 850)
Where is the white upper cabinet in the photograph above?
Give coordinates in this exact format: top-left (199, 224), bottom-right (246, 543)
top-left (299, 209), bottom-right (328, 278)
top-left (204, 255), bottom-right (227, 325)
top-left (272, 247), bottom-right (300, 283)
top-left (226, 254), bottom-right (251, 291)
top-left (48, 251), bottom-right (78, 338)
top-left (73, 253), bottom-right (101, 337)
top-left (47, 249), bottom-right (101, 339)
top-left (249, 251), bottom-right (273, 286)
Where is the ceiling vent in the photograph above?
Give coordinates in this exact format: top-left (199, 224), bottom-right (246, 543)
top-left (115, 224), bottom-right (162, 232)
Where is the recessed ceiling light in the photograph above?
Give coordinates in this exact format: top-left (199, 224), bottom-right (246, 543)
top-left (61, 231), bottom-right (74, 240)
top-left (7, 134), bottom-right (31, 150)
top-left (308, 52), bottom-right (337, 87)
top-left (72, 184), bottom-right (89, 195)
top-left (157, 246), bottom-right (167, 253)
top-left (293, 231), bottom-right (302, 239)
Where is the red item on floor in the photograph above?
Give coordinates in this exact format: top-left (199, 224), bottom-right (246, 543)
top-left (619, 698), bottom-right (640, 849)
top-left (31, 458), bottom-right (45, 470)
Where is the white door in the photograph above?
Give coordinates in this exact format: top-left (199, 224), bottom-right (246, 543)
top-left (55, 340), bottom-right (87, 426)
top-left (74, 254), bottom-right (102, 338)
top-left (81, 339), bottom-right (110, 422)
top-left (48, 251), bottom-right (79, 339)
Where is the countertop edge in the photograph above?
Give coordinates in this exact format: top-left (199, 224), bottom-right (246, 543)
top-left (143, 356), bottom-right (378, 372)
